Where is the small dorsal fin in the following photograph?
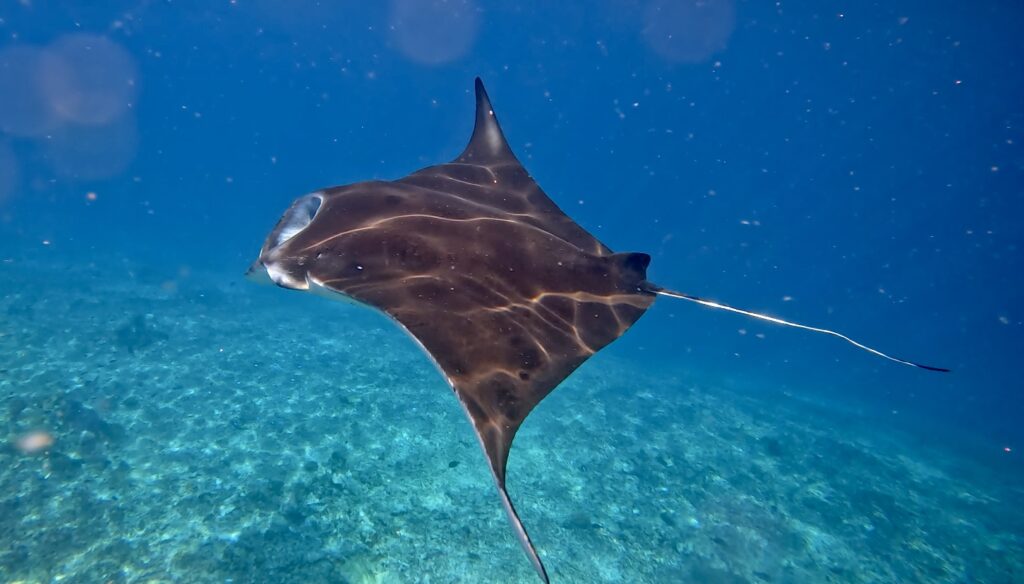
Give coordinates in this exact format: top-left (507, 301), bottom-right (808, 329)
top-left (455, 78), bottom-right (517, 164)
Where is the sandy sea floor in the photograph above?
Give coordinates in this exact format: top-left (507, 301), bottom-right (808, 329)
top-left (0, 253), bottom-right (1021, 583)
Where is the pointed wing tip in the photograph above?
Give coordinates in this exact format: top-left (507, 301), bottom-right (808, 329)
top-left (457, 76), bottom-right (515, 162)
top-left (474, 77), bottom-right (492, 109)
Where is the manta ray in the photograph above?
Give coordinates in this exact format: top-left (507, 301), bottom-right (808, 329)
top-left (248, 78), bottom-right (946, 582)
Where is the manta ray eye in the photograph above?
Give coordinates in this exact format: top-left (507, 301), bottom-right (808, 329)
top-left (272, 193), bottom-right (323, 248)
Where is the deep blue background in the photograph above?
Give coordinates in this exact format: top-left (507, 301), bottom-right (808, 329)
top-left (1, 1), bottom-right (1021, 467)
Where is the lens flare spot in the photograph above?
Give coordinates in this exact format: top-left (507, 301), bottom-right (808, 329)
top-left (46, 113), bottom-right (138, 179)
top-left (0, 142), bottom-right (16, 203)
top-left (643, 0), bottom-right (736, 64)
top-left (389, 0), bottom-right (479, 65)
top-left (0, 45), bottom-right (60, 137)
top-left (38, 34), bottom-right (137, 126)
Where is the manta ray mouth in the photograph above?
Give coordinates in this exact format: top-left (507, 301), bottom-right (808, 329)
top-left (244, 259), bottom-right (309, 290)
top-left (270, 192), bottom-right (323, 248)
top-left (246, 192), bottom-right (324, 290)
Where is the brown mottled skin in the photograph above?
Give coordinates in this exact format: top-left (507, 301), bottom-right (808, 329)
top-left (250, 79), bottom-right (655, 582)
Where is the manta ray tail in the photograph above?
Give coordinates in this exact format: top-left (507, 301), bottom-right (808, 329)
top-left (496, 482), bottom-right (549, 583)
top-left (645, 284), bottom-right (949, 372)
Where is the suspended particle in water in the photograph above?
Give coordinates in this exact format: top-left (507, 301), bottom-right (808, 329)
top-left (16, 431), bottom-right (55, 454)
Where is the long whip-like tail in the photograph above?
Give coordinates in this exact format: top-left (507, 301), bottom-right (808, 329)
top-left (645, 283), bottom-right (949, 372)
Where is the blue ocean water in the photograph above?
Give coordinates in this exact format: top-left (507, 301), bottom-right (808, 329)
top-left (1, 2), bottom-right (1021, 582)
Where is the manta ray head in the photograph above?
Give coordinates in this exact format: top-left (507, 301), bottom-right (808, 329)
top-left (246, 192), bottom-right (325, 291)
